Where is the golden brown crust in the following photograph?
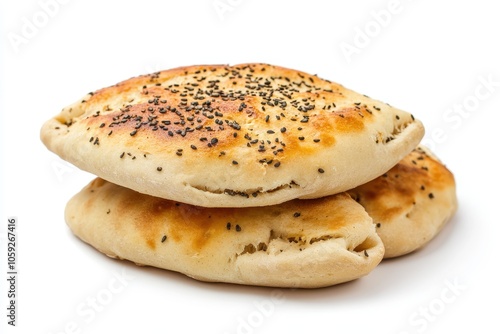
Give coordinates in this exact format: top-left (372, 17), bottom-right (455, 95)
top-left (65, 178), bottom-right (384, 288)
top-left (348, 147), bottom-right (457, 258)
top-left (42, 63), bottom-right (424, 207)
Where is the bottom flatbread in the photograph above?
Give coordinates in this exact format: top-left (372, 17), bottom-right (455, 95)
top-left (349, 146), bottom-right (457, 258)
top-left (65, 179), bottom-right (384, 288)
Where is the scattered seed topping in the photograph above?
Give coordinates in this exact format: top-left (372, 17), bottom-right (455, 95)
top-left (293, 212), bottom-right (301, 217)
top-left (75, 64), bottom-right (414, 198)
top-left (161, 235), bottom-right (167, 243)
top-left (157, 167), bottom-right (162, 171)
top-left (235, 224), bottom-right (241, 232)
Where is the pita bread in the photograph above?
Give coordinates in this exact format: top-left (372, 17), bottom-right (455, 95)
top-left (42, 63), bottom-right (424, 207)
top-left (348, 147), bottom-right (457, 258)
top-left (65, 178), bottom-right (384, 288)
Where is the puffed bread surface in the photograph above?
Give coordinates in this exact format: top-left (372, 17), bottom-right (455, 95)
top-left (42, 63), bottom-right (424, 207)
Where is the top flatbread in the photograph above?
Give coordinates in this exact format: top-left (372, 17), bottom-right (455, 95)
top-left (41, 63), bottom-right (424, 207)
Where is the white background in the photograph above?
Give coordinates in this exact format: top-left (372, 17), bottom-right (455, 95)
top-left (1, 0), bottom-right (499, 333)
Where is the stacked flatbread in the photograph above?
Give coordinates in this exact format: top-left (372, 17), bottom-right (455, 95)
top-left (40, 63), bottom-right (457, 288)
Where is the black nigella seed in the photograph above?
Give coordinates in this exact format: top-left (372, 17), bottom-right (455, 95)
top-left (161, 235), bottom-right (167, 243)
top-left (191, 145), bottom-right (197, 150)
top-left (318, 168), bottom-right (325, 173)
top-left (232, 160), bottom-right (238, 165)
top-left (293, 212), bottom-right (301, 218)
top-left (429, 193), bottom-right (434, 199)
top-left (235, 225), bottom-right (241, 232)
top-left (157, 167), bottom-right (162, 171)
top-left (130, 130), bottom-right (137, 136)
top-left (211, 138), bottom-right (218, 145)
top-left (274, 161), bottom-right (281, 168)
top-left (280, 127), bottom-right (286, 133)
top-left (226, 222), bottom-right (231, 230)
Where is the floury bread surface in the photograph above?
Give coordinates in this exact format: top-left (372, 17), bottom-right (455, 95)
top-left (65, 178), bottom-right (384, 288)
top-left (348, 147), bottom-right (457, 258)
top-left (41, 63), bottom-right (424, 207)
